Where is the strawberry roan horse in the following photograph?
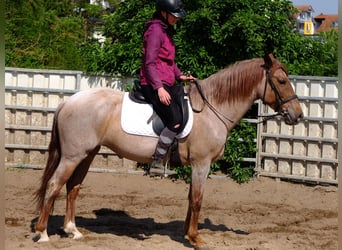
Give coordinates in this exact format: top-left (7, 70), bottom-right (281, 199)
top-left (34, 54), bottom-right (303, 249)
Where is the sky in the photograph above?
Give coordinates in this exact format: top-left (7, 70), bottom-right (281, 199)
top-left (290, 0), bottom-right (338, 15)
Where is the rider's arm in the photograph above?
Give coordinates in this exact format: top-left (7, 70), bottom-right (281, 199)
top-left (143, 25), bottom-right (163, 90)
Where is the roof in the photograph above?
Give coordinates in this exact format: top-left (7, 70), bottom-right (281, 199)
top-left (314, 14), bottom-right (338, 33)
top-left (293, 5), bottom-right (314, 19)
top-left (295, 5), bottom-right (314, 12)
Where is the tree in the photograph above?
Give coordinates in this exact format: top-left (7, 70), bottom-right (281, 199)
top-left (80, 0), bottom-right (155, 75)
top-left (82, 0), bottom-right (337, 77)
top-left (6, 0), bottom-right (337, 77)
top-left (86, 0), bottom-right (299, 78)
top-left (276, 30), bottom-right (338, 76)
top-left (5, 0), bottom-right (86, 70)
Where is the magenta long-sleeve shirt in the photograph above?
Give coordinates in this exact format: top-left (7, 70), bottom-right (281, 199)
top-left (140, 19), bottom-right (182, 90)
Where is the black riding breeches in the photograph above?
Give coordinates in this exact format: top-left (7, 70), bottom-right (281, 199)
top-left (141, 83), bottom-right (183, 133)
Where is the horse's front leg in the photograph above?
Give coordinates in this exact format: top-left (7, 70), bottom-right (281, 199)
top-left (184, 164), bottom-right (211, 250)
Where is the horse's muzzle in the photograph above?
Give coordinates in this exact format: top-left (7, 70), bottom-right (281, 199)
top-left (281, 109), bottom-right (304, 125)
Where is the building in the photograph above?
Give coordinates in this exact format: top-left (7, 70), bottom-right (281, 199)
top-left (294, 5), bottom-right (338, 36)
top-left (314, 14), bottom-right (338, 33)
top-left (294, 5), bottom-right (315, 35)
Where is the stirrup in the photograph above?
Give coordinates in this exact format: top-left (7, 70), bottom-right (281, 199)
top-left (149, 167), bottom-right (177, 177)
top-left (148, 158), bottom-right (176, 177)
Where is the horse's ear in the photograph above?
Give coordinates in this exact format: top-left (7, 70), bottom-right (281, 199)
top-left (263, 53), bottom-right (275, 69)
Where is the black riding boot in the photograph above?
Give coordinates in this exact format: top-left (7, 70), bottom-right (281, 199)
top-left (150, 127), bottom-right (177, 176)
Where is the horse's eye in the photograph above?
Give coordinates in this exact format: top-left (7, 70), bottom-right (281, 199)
top-left (279, 79), bottom-right (286, 85)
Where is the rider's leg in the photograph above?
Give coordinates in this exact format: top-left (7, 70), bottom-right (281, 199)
top-left (150, 125), bottom-right (178, 175)
top-left (140, 84), bottom-right (182, 176)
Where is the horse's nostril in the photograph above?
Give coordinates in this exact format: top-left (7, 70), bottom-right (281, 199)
top-left (299, 113), bottom-right (304, 120)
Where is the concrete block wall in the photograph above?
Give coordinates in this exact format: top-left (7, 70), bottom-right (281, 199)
top-left (5, 68), bottom-right (136, 173)
top-left (259, 76), bottom-right (338, 184)
top-left (5, 68), bottom-right (339, 184)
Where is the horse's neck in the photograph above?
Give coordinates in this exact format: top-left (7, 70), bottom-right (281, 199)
top-left (190, 76), bottom-right (259, 131)
top-left (217, 97), bottom-right (256, 131)
top-left (208, 87), bottom-right (257, 128)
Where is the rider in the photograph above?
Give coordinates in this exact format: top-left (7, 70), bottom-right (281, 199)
top-left (140, 0), bottom-right (194, 175)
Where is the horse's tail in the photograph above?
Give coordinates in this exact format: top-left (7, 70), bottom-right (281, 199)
top-left (34, 102), bottom-right (65, 212)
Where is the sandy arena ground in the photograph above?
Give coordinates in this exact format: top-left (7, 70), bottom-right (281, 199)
top-left (5, 168), bottom-right (337, 250)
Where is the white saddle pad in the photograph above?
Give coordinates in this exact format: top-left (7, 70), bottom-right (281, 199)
top-left (121, 92), bottom-right (193, 138)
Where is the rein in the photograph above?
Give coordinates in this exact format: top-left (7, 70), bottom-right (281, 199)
top-left (191, 79), bottom-right (235, 128)
top-left (190, 67), bottom-right (299, 126)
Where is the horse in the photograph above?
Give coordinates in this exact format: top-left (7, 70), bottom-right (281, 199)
top-left (34, 54), bottom-right (303, 249)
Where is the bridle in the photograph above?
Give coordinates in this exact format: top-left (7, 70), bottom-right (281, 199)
top-left (263, 68), bottom-right (298, 112)
top-left (259, 67), bottom-right (299, 123)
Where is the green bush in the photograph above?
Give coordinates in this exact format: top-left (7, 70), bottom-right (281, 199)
top-left (220, 120), bottom-right (257, 183)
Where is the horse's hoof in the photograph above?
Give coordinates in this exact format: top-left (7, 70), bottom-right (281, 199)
top-left (186, 234), bottom-right (210, 250)
top-left (35, 230), bottom-right (49, 242)
top-left (194, 246), bottom-right (210, 250)
top-left (72, 232), bottom-right (83, 240)
top-left (37, 237), bottom-right (49, 243)
top-left (64, 221), bottom-right (83, 240)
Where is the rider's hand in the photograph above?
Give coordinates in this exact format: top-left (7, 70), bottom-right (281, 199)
top-left (157, 87), bottom-right (171, 105)
top-left (179, 75), bottom-right (195, 82)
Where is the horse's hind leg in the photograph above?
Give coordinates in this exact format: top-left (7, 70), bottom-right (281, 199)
top-left (63, 146), bottom-right (100, 239)
top-left (35, 158), bottom-right (82, 242)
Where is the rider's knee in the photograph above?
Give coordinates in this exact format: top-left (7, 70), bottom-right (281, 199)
top-left (167, 123), bottom-right (180, 133)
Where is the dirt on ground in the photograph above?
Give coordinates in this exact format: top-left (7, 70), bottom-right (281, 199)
top-left (5, 168), bottom-right (338, 250)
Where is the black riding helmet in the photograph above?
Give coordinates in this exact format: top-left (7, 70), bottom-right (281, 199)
top-left (156, 0), bottom-right (186, 18)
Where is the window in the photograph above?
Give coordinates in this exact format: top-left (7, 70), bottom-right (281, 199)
top-left (299, 11), bottom-right (312, 21)
top-left (331, 21), bottom-right (338, 28)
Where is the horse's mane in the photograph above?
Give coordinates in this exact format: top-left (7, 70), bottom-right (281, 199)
top-left (189, 58), bottom-right (265, 109)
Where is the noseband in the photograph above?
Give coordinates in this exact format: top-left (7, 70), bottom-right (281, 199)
top-left (264, 69), bottom-right (298, 113)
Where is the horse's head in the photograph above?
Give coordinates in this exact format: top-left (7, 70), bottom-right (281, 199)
top-left (261, 53), bottom-right (303, 125)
